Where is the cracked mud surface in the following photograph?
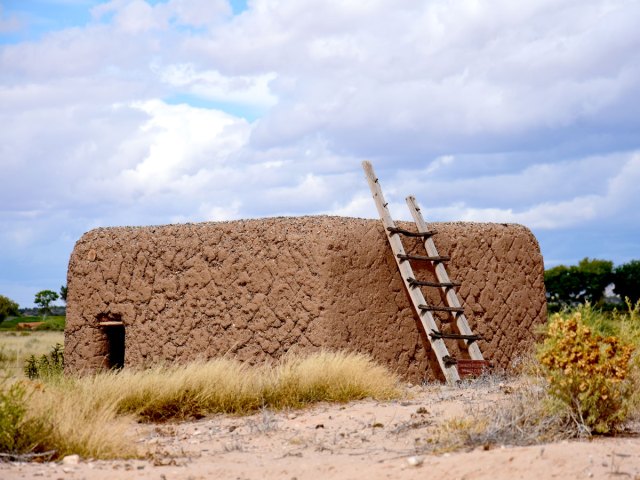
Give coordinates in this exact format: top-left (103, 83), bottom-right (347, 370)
top-left (65, 216), bottom-right (546, 380)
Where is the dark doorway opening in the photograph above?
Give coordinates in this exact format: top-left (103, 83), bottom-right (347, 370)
top-left (97, 313), bottom-right (126, 369)
top-left (105, 325), bottom-right (125, 369)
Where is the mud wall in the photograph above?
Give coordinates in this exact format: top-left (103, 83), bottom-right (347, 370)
top-left (64, 216), bottom-right (547, 381)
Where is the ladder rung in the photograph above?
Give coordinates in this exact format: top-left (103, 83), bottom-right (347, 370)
top-left (457, 359), bottom-right (492, 377)
top-left (430, 330), bottom-right (483, 343)
top-left (418, 304), bottom-right (464, 313)
top-left (442, 355), bottom-right (457, 367)
top-left (397, 254), bottom-right (450, 263)
top-left (387, 227), bottom-right (436, 238)
top-left (407, 278), bottom-right (461, 288)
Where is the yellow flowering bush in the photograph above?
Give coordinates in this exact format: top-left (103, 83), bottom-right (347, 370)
top-left (537, 311), bottom-right (635, 434)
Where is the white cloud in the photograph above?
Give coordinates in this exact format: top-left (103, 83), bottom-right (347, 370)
top-left (327, 151), bottom-right (640, 230)
top-left (2, 226), bottom-right (37, 249)
top-left (200, 200), bottom-right (242, 222)
top-left (222, 0), bottom-right (640, 156)
top-left (424, 156), bottom-right (455, 176)
top-left (407, 152), bottom-right (640, 229)
top-left (328, 194), bottom-right (376, 219)
top-left (92, 0), bottom-right (232, 32)
top-left (0, 6), bottom-right (22, 33)
top-left (158, 63), bottom-right (278, 107)
top-left (262, 173), bottom-right (332, 212)
top-left (1, 0), bottom-right (640, 307)
top-left (382, 152), bottom-right (629, 213)
top-left (113, 0), bottom-right (163, 33)
top-left (121, 100), bottom-right (248, 185)
top-left (167, 0), bottom-right (232, 27)
top-left (427, 198), bottom-right (601, 230)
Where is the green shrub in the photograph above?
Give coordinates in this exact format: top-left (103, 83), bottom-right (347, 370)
top-left (24, 343), bottom-right (64, 380)
top-left (0, 316), bottom-right (66, 331)
top-left (552, 301), bottom-right (640, 349)
top-left (35, 316), bottom-right (65, 331)
top-left (0, 295), bottom-right (19, 325)
top-left (544, 258), bottom-right (613, 310)
top-left (0, 381), bottom-right (51, 455)
top-left (614, 260), bottom-right (640, 305)
top-left (537, 311), bottom-right (636, 433)
top-left (612, 299), bottom-right (640, 348)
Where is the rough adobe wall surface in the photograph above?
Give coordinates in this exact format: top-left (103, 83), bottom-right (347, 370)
top-left (64, 216), bottom-right (547, 382)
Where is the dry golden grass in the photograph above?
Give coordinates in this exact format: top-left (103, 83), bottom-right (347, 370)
top-left (425, 373), bottom-right (576, 453)
top-left (21, 381), bottom-right (139, 459)
top-left (81, 358), bottom-right (259, 421)
top-left (0, 331), bottom-right (64, 378)
top-left (82, 351), bottom-right (401, 421)
top-left (262, 351), bottom-right (401, 408)
top-left (2, 351), bottom-right (401, 460)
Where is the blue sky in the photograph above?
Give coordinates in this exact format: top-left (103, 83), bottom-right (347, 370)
top-left (1, 0), bottom-right (639, 308)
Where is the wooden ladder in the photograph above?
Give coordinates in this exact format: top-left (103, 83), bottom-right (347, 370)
top-left (362, 161), bottom-right (489, 383)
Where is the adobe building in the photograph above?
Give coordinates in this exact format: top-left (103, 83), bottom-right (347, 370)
top-left (64, 216), bottom-right (547, 382)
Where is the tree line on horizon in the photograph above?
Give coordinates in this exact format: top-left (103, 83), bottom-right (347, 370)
top-left (544, 258), bottom-right (640, 311)
top-left (0, 285), bottom-right (67, 325)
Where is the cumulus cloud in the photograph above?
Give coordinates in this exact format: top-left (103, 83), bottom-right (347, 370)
top-left (157, 63), bottom-right (278, 108)
top-left (332, 152), bottom-right (640, 229)
top-left (92, 0), bottom-right (232, 32)
top-left (219, 0), bottom-right (640, 158)
top-left (1, 0), bottom-right (640, 305)
top-left (114, 100), bottom-right (250, 193)
top-left (0, 6), bottom-right (22, 34)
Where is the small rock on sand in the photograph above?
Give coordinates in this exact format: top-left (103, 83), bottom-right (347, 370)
top-left (62, 454), bottom-right (80, 465)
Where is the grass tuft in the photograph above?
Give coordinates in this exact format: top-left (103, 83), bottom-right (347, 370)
top-left (1, 350), bottom-right (401, 460)
top-left (0, 380), bottom-right (50, 455)
top-left (24, 343), bottom-right (64, 380)
top-left (0, 331), bottom-right (64, 379)
top-left (86, 350), bottom-right (401, 421)
top-left (32, 382), bottom-right (138, 459)
top-left (262, 350), bottom-right (399, 408)
top-left (0, 376), bottom-right (138, 460)
top-left (428, 373), bottom-right (576, 452)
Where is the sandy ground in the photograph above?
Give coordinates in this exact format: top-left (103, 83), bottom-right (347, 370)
top-left (2, 379), bottom-right (639, 480)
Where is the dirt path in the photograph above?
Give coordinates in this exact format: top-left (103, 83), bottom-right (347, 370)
top-left (2, 381), bottom-right (639, 479)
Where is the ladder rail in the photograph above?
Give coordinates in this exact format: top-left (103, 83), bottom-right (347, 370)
top-left (406, 195), bottom-right (484, 361)
top-left (362, 161), bottom-right (461, 383)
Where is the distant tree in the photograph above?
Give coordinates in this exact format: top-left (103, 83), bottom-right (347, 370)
top-left (34, 290), bottom-right (59, 319)
top-left (60, 285), bottom-right (68, 303)
top-left (0, 295), bottom-right (19, 325)
top-left (575, 258), bottom-right (614, 303)
top-left (614, 260), bottom-right (640, 305)
top-left (544, 265), bottom-right (581, 307)
top-left (544, 258), bottom-right (613, 309)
